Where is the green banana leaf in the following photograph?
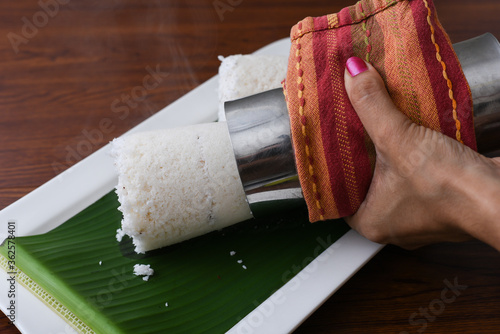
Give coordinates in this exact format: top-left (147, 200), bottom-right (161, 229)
top-left (0, 191), bottom-right (349, 333)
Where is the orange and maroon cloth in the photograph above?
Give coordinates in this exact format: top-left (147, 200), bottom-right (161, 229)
top-left (283, 0), bottom-right (477, 222)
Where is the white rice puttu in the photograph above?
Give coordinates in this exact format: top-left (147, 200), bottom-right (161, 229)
top-left (111, 122), bottom-right (252, 253)
top-left (217, 54), bottom-right (288, 121)
top-left (133, 264), bottom-right (154, 281)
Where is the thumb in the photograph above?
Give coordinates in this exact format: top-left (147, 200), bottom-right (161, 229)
top-left (344, 57), bottom-right (411, 146)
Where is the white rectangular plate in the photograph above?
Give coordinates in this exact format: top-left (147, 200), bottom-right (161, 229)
top-left (0, 38), bottom-right (383, 334)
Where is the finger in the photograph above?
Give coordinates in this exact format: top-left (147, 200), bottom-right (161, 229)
top-left (344, 57), bottom-right (411, 146)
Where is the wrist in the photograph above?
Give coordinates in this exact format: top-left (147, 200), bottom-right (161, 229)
top-left (451, 157), bottom-right (500, 250)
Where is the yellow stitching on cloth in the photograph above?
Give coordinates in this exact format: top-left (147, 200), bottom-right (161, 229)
top-left (292, 0), bottom-right (402, 41)
top-left (327, 13), bottom-right (338, 29)
top-left (422, 0), bottom-right (463, 143)
top-left (296, 22), bottom-right (325, 220)
top-left (359, 1), bottom-right (372, 62)
top-left (0, 253), bottom-right (95, 333)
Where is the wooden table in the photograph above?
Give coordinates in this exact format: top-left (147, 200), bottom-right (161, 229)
top-left (1, 0), bottom-right (499, 333)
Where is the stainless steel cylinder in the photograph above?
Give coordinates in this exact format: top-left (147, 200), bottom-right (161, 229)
top-left (225, 33), bottom-right (500, 217)
top-left (454, 33), bottom-right (500, 118)
top-left (454, 33), bottom-right (500, 156)
top-left (224, 88), bottom-right (304, 216)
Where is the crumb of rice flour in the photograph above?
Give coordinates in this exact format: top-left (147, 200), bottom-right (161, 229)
top-left (133, 264), bottom-right (154, 281)
top-left (116, 228), bottom-right (126, 242)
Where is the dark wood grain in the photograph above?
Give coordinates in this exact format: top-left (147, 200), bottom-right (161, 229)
top-left (1, 0), bottom-right (499, 333)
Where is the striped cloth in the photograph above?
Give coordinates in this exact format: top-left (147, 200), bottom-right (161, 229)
top-left (283, 0), bottom-right (476, 222)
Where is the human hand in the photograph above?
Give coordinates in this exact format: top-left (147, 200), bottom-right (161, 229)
top-left (343, 57), bottom-right (500, 250)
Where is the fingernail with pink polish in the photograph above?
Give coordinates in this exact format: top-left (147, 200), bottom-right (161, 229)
top-left (346, 57), bottom-right (368, 77)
